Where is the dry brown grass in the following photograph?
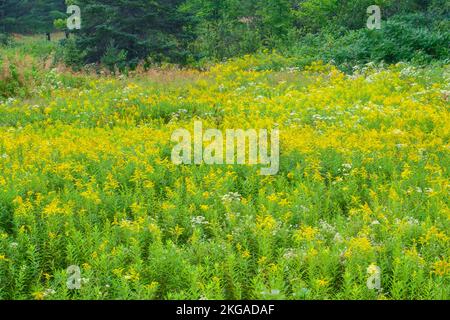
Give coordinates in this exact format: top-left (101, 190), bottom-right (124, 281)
top-left (133, 67), bottom-right (201, 83)
top-left (0, 54), bottom-right (37, 98)
top-left (0, 54), bottom-right (33, 82)
top-left (12, 32), bottom-right (66, 42)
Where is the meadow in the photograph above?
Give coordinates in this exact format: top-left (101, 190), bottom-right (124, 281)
top-left (0, 38), bottom-right (449, 300)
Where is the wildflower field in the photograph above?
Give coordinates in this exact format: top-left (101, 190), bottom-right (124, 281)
top-left (0, 47), bottom-right (449, 300)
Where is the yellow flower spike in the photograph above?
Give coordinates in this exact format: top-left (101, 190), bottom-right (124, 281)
top-left (0, 254), bottom-right (9, 262)
top-left (278, 198), bottom-right (290, 207)
top-left (401, 164), bottom-right (412, 179)
top-left (43, 273), bottom-right (52, 281)
top-left (161, 202), bottom-right (176, 211)
top-left (255, 215), bottom-right (277, 232)
top-left (317, 279), bottom-right (330, 287)
top-left (32, 291), bottom-right (45, 300)
top-left (113, 268), bottom-right (124, 276)
top-left (282, 211), bottom-right (292, 223)
top-left (146, 282), bottom-right (159, 290)
top-left (432, 259), bottom-right (450, 276)
top-left (171, 225), bottom-right (184, 238)
top-left (257, 256), bottom-right (267, 265)
top-left (294, 226), bottom-right (319, 242)
top-left (82, 263), bottom-right (91, 271)
top-left (269, 264), bottom-right (279, 273)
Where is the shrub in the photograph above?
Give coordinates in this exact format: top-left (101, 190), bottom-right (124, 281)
top-left (54, 38), bottom-right (86, 71)
top-left (0, 33), bottom-right (11, 46)
top-left (331, 13), bottom-right (450, 67)
top-left (101, 43), bottom-right (128, 73)
top-left (0, 56), bottom-right (34, 98)
top-left (283, 12), bottom-right (450, 72)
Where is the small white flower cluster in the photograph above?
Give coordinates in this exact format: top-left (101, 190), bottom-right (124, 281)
top-left (283, 248), bottom-right (298, 260)
top-left (260, 289), bottom-right (281, 296)
top-left (43, 288), bottom-right (56, 298)
top-left (318, 220), bottom-right (344, 243)
top-left (319, 220), bottom-right (336, 234)
top-left (238, 16), bottom-right (255, 25)
top-left (170, 109), bottom-right (188, 123)
top-left (28, 104), bottom-right (41, 111)
top-left (221, 192), bottom-right (242, 204)
top-left (282, 66), bottom-right (301, 73)
top-left (333, 232), bottom-right (343, 243)
top-left (225, 212), bottom-right (241, 221)
top-left (312, 114), bottom-right (336, 122)
top-left (203, 108), bottom-right (224, 118)
top-left (284, 111), bottom-right (303, 127)
top-left (341, 163), bottom-right (352, 170)
top-left (299, 205), bottom-right (309, 212)
top-left (394, 216), bottom-right (419, 226)
top-left (415, 187), bottom-right (434, 194)
top-left (396, 143), bottom-right (407, 149)
top-left (5, 97), bottom-right (16, 105)
top-left (399, 66), bottom-right (418, 77)
top-left (191, 215), bottom-right (209, 226)
top-left (338, 163), bottom-right (353, 176)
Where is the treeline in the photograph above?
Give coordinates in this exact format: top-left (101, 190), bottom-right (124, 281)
top-left (0, 0), bottom-right (66, 34)
top-left (1, 0), bottom-right (449, 69)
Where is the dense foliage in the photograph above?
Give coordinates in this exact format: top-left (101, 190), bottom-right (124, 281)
top-left (0, 0), bottom-right (66, 34)
top-left (0, 0), bottom-right (448, 68)
top-left (72, 0), bottom-right (194, 67)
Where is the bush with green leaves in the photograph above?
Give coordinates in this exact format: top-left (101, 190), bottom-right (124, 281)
top-left (280, 12), bottom-right (449, 72)
top-left (0, 33), bottom-right (11, 46)
top-left (54, 38), bottom-right (86, 70)
top-left (0, 55), bottom-right (35, 99)
top-left (330, 13), bottom-right (450, 67)
top-left (72, 0), bottom-right (194, 67)
top-left (101, 43), bottom-right (128, 73)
